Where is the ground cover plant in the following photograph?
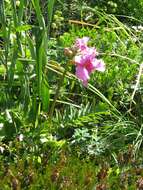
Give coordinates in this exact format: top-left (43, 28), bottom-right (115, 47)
top-left (0, 0), bottom-right (143, 189)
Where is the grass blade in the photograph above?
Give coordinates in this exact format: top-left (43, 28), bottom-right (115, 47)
top-left (47, 0), bottom-right (55, 36)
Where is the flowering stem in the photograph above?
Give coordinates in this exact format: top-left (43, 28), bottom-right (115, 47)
top-left (49, 64), bottom-right (68, 123)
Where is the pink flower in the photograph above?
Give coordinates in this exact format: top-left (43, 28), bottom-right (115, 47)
top-left (75, 37), bottom-right (89, 51)
top-left (73, 37), bottom-right (105, 86)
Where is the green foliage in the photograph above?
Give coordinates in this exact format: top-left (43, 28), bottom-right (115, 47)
top-left (0, 145), bottom-right (143, 189)
top-left (56, 0), bottom-right (143, 23)
top-left (0, 0), bottom-right (143, 188)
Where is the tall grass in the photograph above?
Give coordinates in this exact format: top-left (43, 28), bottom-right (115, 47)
top-left (0, 0), bottom-right (56, 125)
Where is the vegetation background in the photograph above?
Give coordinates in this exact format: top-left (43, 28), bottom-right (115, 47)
top-left (0, 0), bottom-right (143, 189)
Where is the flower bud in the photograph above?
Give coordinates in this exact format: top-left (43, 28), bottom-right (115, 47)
top-left (64, 48), bottom-right (74, 57)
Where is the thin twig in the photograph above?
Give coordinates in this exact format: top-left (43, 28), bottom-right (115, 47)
top-left (130, 63), bottom-right (143, 109)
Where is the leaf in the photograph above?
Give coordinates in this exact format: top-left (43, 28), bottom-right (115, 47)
top-left (41, 77), bottom-right (50, 112)
top-left (27, 36), bottom-right (36, 59)
top-left (0, 65), bottom-right (6, 75)
top-left (32, 0), bottom-right (45, 28)
top-left (48, 0), bottom-right (55, 33)
top-left (16, 25), bottom-right (32, 32)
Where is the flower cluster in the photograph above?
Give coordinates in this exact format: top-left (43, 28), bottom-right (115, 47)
top-left (73, 37), bottom-right (105, 86)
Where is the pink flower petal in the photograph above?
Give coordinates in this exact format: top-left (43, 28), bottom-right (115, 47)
top-left (82, 47), bottom-right (98, 58)
top-left (74, 55), bottom-right (83, 64)
top-left (75, 37), bottom-right (89, 51)
top-left (82, 80), bottom-right (88, 87)
top-left (94, 59), bottom-right (105, 72)
top-left (86, 62), bottom-right (96, 74)
top-left (76, 66), bottom-right (89, 86)
top-left (74, 54), bottom-right (90, 66)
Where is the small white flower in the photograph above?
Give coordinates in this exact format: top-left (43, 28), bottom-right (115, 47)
top-left (0, 123), bottom-right (4, 130)
top-left (0, 146), bottom-right (4, 153)
top-left (18, 134), bottom-right (24, 141)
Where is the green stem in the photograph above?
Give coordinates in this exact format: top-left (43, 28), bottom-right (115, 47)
top-left (35, 100), bottom-right (41, 128)
top-left (49, 66), bottom-right (68, 123)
